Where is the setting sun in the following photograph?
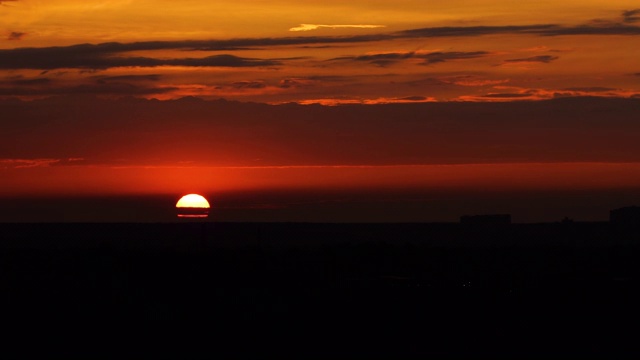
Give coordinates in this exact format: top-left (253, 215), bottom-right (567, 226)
top-left (176, 194), bottom-right (210, 208)
top-left (176, 194), bottom-right (210, 218)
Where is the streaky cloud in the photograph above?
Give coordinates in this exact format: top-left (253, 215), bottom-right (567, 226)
top-left (96, 74), bottom-right (163, 83)
top-left (0, 78), bottom-right (178, 96)
top-left (290, 24), bottom-right (385, 32)
top-left (333, 51), bottom-right (490, 66)
top-left (396, 24), bottom-right (559, 37)
top-left (563, 87), bottom-right (617, 92)
top-left (503, 55), bottom-right (559, 64)
top-left (0, 50), bottom-right (280, 70)
top-left (537, 24), bottom-right (640, 36)
top-left (622, 9), bottom-right (640, 23)
top-left (0, 158), bottom-right (60, 169)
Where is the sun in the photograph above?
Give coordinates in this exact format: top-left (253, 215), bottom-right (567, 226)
top-left (176, 194), bottom-right (210, 218)
top-left (176, 194), bottom-right (210, 208)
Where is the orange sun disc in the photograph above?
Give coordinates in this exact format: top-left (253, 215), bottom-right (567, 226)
top-left (176, 194), bottom-right (210, 218)
top-left (176, 194), bottom-right (210, 209)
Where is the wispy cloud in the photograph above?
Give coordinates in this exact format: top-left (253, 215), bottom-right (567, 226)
top-left (0, 158), bottom-right (60, 169)
top-left (458, 86), bottom-right (639, 101)
top-left (503, 55), bottom-right (559, 64)
top-left (563, 87), bottom-right (618, 92)
top-left (397, 24), bottom-right (557, 37)
top-left (0, 76), bottom-right (178, 96)
top-left (332, 51), bottom-right (490, 66)
top-left (290, 24), bottom-right (385, 32)
top-left (229, 81), bottom-right (267, 89)
top-left (297, 96), bottom-right (437, 106)
top-left (421, 51), bottom-right (490, 65)
top-left (96, 74), bottom-right (162, 83)
top-left (622, 9), bottom-right (640, 23)
top-left (437, 76), bottom-right (509, 87)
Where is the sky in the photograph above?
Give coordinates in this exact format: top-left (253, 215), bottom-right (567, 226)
top-left (1, 1), bottom-right (640, 222)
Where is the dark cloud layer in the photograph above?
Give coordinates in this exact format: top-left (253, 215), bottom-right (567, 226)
top-left (504, 55), bottom-right (559, 64)
top-left (0, 48), bottom-right (280, 69)
top-left (397, 24), bottom-right (558, 37)
top-left (230, 81), bottom-right (267, 89)
top-left (421, 51), bottom-right (489, 64)
top-left (622, 9), bottom-right (640, 23)
top-left (537, 24), bottom-right (640, 36)
top-left (334, 51), bottom-right (490, 66)
top-left (4, 77), bottom-right (51, 86)
top-left (0, 76), bottom-right (176, 96)
top-left (96, 74), bottom-right (162, 83)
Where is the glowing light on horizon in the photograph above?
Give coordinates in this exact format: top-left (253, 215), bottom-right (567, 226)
top-left (176, 194), bottom-right (210, 208)
top-left (176, 194), bottom-right (210, 218)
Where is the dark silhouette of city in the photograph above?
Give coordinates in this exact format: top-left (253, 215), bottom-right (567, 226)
top-left (1, 207), bottom-right (640, 358)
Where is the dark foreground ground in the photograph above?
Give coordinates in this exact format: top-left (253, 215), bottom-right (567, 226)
top-left (1, 222), bottom-right (640, 358)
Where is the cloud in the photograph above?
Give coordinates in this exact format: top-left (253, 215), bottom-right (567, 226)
top-left (297, 96), bottom-right (437, 105)
top-left (503, 55), bottom-right (559, 64)
top-left (539, 24), bottom-right (640, 36)
top-left (96, 74), bottom-right (162, 83)
top-left (437, 76), bottom-right (509, 87)
top-left (278, 78), bottom-right (316, 88)
top-left (230, 81), bottom-right (267, 89)
top-left (0, 77), bottom-right (178, 96)
top-left (0, 157), bottom-right (86, 169)
top-left (6, 31), bottom-right (25, 40)
top-left (5, 77), bottom-right (51, 86)
top-left (398, 22), bottom-right (640, 37)
top-left (397, 24), bottom-right (558, 37)
top-left (457, 86), bottom-right (640, 102)
top-left (396, 96), bottom-right (429, 101)
top-left (0, 48), bottom-right (281, 69)
top-left (482, 93), bottom-right (532, 98)
top-left (290, 24), bottom-right (385, 32)
top-left (622, 9), bottom-right (640, 23)
top-left (334, 51), bottom-right (490, 66)
top-left (421, 51), bottom-right (490, 64)
top-left (563, 87), bottom-right (617, 92)
top-left (0, 158), bottom-right (60, 169)
top-left (0, 11), bottom-right (638, 73)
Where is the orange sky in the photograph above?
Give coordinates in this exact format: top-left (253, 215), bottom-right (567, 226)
top-left (1, 0), bottom-right (639, 103)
